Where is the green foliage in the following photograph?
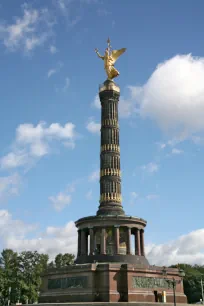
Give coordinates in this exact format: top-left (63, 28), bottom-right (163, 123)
top-left (0, 249), bottom-right (49, 304)
top-left (54, 253), bottom-right (75, 268)
top-left (169, 263), bottom-right (204, 304)
top-left (0, 250), bottom-right (75, 304)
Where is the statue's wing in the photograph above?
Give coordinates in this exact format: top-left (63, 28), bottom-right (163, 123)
top-left (111, 48), bottom-right (126, 64)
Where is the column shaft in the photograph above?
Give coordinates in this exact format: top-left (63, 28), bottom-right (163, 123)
top-left (127, 227), bottom-right (131, 255)
top-left (140, 229), bottom-right (145, 256)
top-left (115, 226), bottom-right (120, 254)
top-left (77, 230), bottom-right (81, 257)
top-left (85, 233), bottom-right (88, 255)
top-left (135, 229), bottom-right (141, 256)
top-left (89, 228), bottom-right (94, 255)
top-left (101, 228), bottom-right (106, 255)
top-left (81, 230), bottom-right (86, 255)
top-left (97, 83), bottom-right (125, 217)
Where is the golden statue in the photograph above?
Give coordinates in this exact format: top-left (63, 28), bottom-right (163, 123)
top-left (95, 38), bottom-right (126, 80)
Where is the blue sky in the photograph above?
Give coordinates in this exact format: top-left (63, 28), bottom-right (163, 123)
top-left (0, 0), bottom-right (204, 265)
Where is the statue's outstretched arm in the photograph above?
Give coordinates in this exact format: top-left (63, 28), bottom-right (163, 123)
top-left (95, 48), bottom-right (104, 60)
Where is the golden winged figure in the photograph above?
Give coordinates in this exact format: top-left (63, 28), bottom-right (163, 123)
top-left (95, 38), bottom-right (126, 80)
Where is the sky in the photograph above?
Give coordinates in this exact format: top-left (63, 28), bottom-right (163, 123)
top-left (0, 0), bottom-right (204, 266)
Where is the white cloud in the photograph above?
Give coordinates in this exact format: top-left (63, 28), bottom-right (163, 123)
top-left (57, 0), bottom-right (98, 15)
top-left (119, 96), bottom-right (138, 118)
top-left (55, 0), bottom-right (81, 26)
top-left (92, 95), bottom-right (100, 109)
top-left (0, 173), bottom-right (21, 201)
top-left (141, 162), bottom-right (159, 174)
top-left (146, 194), bottom-right (159, 200)
top-left (0, 209), bottom-right (77, 259)
top-left (80, 0), bottom-right (98, 3)
top-left (0, 210), bottom-right (36, 243)
top-left (128, 54), bottom-right (204, 141)
top-left (156, 142), bottom-right (166, 150)
top-left (160, 143), bottom-right (166, 149)
top-left (86, 189), bottom-right (92, 200)
top-left (89, 169), bottom-right (99, 182)
top-left (49, 179), bottom-right (81, 211)
top-left (192, 135), bottom-right (204, 145)
top-left (63, 77), bottom-right (70, 91)
top-left (1, 152), bottom-right (28, 169)
top-left (63, 140), bottom-right (75, 149)
top-left (47, 68), bottom-right (56, 78)
top-left (172, 148), bottom-right (183, 155)
top-left (146, 228), bottom-right (204, 266)
top-left (47, 62), bottom-right (63, 78)
top-left (0, 5), bottom-right (55, 52)
top-left (97, 8), bottom-right (111, 16)
top-left (57, 0), bottom-right (69, 14)
top-left (86, 118), bottom-right (100, 134)
top-left (55, 77), bottom-right (70, 93)
top-left (50, 45), bottom-right (57, 54)
top-left (11, 220), bottom-right (77, 259)
top-left (130, 191), bottom-right (139, 204)
top-left (1, 121), bottom-right (77, 170)
top-left (49, 192), bottom-right (71, 212)
top-left (131, 192), bottom-right (139, 199)
top-left (30, 141), bottom-right (49, 157)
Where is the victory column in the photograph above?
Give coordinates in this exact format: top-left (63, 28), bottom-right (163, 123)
top-left (39, 39), bottom-right (187, 304)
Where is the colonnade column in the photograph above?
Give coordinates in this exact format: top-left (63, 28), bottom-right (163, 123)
top-left (135, 228), bottom-right (141, 256)
top-left (89, 227), bottom-right (94, 255)
top-left (127, 227), bottom-right (131, 255)
top-left (140, 229), bottom-right (145, 256)
top-left (101, 228), bottom-right (106, 255)
top-left (114, 226), bottom-right (120, 254)
top-left (80, 229), bottom-right (86, 256)
top-left (85, 232), bottom-right (88, 255)
top-left (77, 229), bottom-right (81, 257)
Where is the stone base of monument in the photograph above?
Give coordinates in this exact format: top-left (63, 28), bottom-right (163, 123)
top-left (39, 263), bottom-right (187, 303)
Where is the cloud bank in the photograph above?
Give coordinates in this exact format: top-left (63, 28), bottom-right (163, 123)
top-left (126, 54), bottom-right (204, 141)
top-left (1, 209), bottom-right (204, 265)
top-left (0, 4), bottom-right (55, 52)
top-left (1, 121), bottom-right (77, 170)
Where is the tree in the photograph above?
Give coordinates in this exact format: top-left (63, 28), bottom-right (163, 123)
top-left (0, 249), bottom-right (75, 304)
top-left (169, 263), bottom-right (204, 304)
top-left (54, 253), bottom-right (75, 268)
top-left (19, 251), bottom-right (49, 304)
top-left (0, 249), bottom-right (20, 305)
